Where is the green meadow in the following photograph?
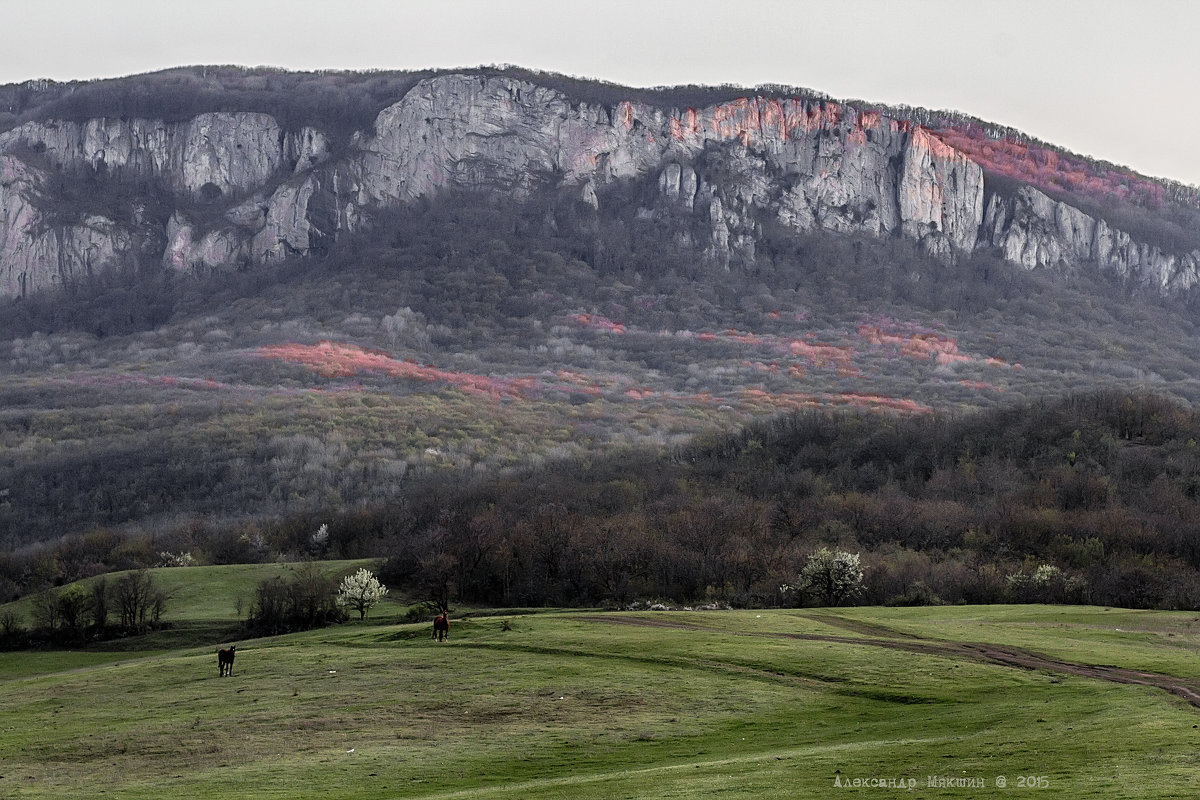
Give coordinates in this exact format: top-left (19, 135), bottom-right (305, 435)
top-left (1, 567), bottom-right (1199, 798)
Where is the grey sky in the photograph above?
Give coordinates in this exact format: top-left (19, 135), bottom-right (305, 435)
top-left (6, 0), bottom-right (1198, 186)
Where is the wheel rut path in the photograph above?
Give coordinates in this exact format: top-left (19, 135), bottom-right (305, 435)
top-left (581, 613), bottom-right (1200, 709)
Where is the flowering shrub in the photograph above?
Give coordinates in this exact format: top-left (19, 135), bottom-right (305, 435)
top-left (157, 551), bottom-right (195, 567)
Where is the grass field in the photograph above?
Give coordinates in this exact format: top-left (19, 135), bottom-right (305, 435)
top-left (2, 571), bottom-right (1199, 798)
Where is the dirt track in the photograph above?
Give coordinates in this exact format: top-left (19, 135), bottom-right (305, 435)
top-left (581, 613), bottom-right (1200, 709)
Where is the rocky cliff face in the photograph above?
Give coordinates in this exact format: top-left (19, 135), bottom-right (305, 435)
top-left (0, 113), bottom-right (329, 196)
top-left (0, 71), bottom-right (1194, 298)
top-left (0, 154), bottom-right (161, 296)
top-left (981, 185), bottom-right (1200, 293)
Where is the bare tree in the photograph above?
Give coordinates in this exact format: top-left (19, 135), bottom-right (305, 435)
top-left (90, 576), bottom-right (109, 629)
top-left (0, 610), bottom-right (23, 638)
top-left (113, 569), bottom-right (161, 631)
top-left (31, 590), bottom-right (61, 632)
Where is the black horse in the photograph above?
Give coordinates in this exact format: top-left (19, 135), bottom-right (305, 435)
top-left (432, 613), bottom-right (449, 642)
top-left (218, 645), bottom-right (236, 677)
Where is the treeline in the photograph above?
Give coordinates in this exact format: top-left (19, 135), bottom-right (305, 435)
top-left (471, 65), bottom-right (834, 114)
top-left (6, 391), bottom-right (1200, 611)
top-left (0, 261), bottom-right (179, 338)
top-left (375, 390), bottom-right (1200, 610)
top-left (0, 65), bottom-right (833, 141)
top-left (1, 66), bottom-right (434, 141)
top-left (0, 568), bottom-right (167, 648)
top-left (243, 563), bottom-right (346, 636)
top-left (376, 391), bottom-right (1200, 609)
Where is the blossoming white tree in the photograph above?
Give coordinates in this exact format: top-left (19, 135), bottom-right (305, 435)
top-left (310, 523), bottom-right (330, 556)
top-left (794, 548), bottom-right (864, 606)
top-left (336, 568), bottom-right (388, 620)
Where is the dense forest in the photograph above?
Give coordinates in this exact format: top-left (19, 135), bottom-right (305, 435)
top-left (379, 390), bottom-right (1200, 610)
top-left (4, 391), bottom-right (1200, 613)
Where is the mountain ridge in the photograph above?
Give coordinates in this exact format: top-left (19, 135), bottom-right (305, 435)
top-left (3, 66), bottom-right (1198, 301)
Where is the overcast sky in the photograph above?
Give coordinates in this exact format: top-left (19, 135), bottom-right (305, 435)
top-left (6, 0), bottom-right (1198, 186)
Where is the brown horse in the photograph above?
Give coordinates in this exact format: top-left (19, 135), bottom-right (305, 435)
top-left (432, 613), bottom-right (449, 642)
top-left (218, 645), bottom-right (236, 677)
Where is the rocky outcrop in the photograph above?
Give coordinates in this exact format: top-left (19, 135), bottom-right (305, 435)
top-left (0, 111), bottom-right (334, 290)
top-left (0, 114), bottom-right (329, 197)
top-left (164, 211), bottom-right (248, 272)
top-left (0, 71), bottom-right (1192, 298)
top-left (1, 154), bottom-right (156, 295)
top-left (240, 75), bottom-right (987, 271)
top-left (0, 155), bottom-right (42, 296)
top-left (982, 185), bottom-right (1200, 293)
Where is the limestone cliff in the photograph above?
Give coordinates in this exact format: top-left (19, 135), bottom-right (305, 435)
top-left (0, 114), bottom-right (328, 196)
top-left (1, 155), bottom-right (157, 295)
top-left (981, 185), bottom-right (1200, 293)
top-left (0, 70), bottom-right (1193, 298)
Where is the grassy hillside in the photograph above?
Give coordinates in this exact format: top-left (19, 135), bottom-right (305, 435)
top-left (2, 603), bottom-right (1198, 798)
